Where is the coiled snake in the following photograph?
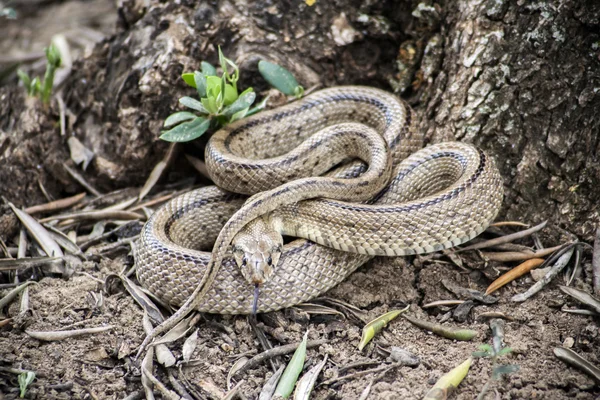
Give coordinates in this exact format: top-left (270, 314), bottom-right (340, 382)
top-left (134, 86), bottom-right (503, 348)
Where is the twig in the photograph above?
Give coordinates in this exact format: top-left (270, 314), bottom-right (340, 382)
top-left (320, 363), bottom-right (402, 387)
top-left (24, 193), bottom-right (86, 215)
top-left (481, 244), bottom-right (563, 262)
top-left (593, 226), bottom-right (600, 297)
top-left (511, 247), bottom-right (574, 302)
top-left (63, 163), bottom-right (102, 197)
top-left (232, 339), bottom-right (327, 377)
top-left (459, 221), bottom-right (547, 252)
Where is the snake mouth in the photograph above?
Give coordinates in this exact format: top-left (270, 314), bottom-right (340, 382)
top-left (252, 284), bottom-right (260, 315)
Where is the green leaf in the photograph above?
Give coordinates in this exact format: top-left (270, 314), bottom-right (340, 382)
top-left (163, 111), bottom-right (197, 128)
top-left (424, 358), bottom-right (472, 400)
top-left (201, 61), bottom-right (217, 76)
top-left (230, 107), bottom-right (249, 122)
top-left (31, 77), bottom-right (41, 96)
top-left (194, 71), bottom-right (207, 98)
top-left (179, 96), bottom-right (208, 113)
top-left (160, 117), bottom-right (211, 142)
top-left (223, 83), bottom-right (238, 106)
top-left (201, 97), bottom-right (218, 114)
top-left (358, 306), bottom-right (409, 351)
top-left (492, 364), bottom-right (520, 380)
top-left (182, 73), bottom-right (196, 88)
top-left (478, 344), bottom-right (493, 353)
top-left (206, 75), bottom-right (222, 98)
top-left (246, 94), bottom-right (269, 117)
top-left (496, 347), bottom-right (513, 357)
top-left (17, 69), bottom-right (31, 92)
top-left (45, 44), bottom-right (61, 68)
top-left (472, 351), bottom-right (490, 359)
top-left (274, 331), bottom-right (308, 398)
top-left (223, 90), bottom-right (255, 117)
top-left (18, 371), bottom-right (35, 398)
top-left (258, 60), bottom-right (303, 97)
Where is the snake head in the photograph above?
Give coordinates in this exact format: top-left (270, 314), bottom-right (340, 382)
top-left (231, 219), bottom-right (283, 286)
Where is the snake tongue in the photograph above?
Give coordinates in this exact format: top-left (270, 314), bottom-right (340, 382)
top-left (252, 284), bottom-right (260, 315)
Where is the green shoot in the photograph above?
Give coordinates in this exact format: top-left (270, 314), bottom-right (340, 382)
top-left (161, 47), bottom-right (263, 142)
top-left (18, 371), bottom-right (35, 398)
top-left (161, 49), bottom-right (305, 142)
top-left (472, 343), bottom-right (519, 399)
top-left (17, 43), bottom-right (61, 106)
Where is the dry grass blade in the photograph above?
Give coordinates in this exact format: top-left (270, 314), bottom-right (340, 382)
top-left (0, 257), bottom-right (61, 271)
top-left (43, 224), bottom-right (83, 256)
top-left (142, 312), bottom-right (176, 368)
top-left (485, 258), bottom-right (545, 295)
top-left (67, 136), bottom-right (95, 170)
top-left (593, 226), bottom-right (600, 297)
top-left (9, 203), bottom-right (64, 258)
top-left (184, 154), bottom-right (212, 181)
top-left (139, 161), bottom-right (167, 202)
top-left (153, 314), bottom-right (199, 346)
top-left (227, 357), bottom-right (249, 391)
top-left (319, 363), bottom-right (402, 387)
top-left (24, 192), bottom-right (86, 214)
top-left (182, 329), bottom-right (199, 363)
top-left (259, 365), bottom-right (285, 400)
top-left (63, 163), bottom-right (102, 196)
top-left (554, 347), bottom-right (600, 383)
top-left (0, 282), bottom-right (36, 312)
top-left (490, 221), bottom-right (530, 228)
top-left (511, 247), bottom-right (574, 302)
top-left (559, 285), bottom-right (600, 314)
top-left (115, 275), bottom-right (164, 323)
top-left (39, 209), bottom-right (143, 223)
top-left (481, 244), bottom-right (563, 262)
top-left (141, 345), bottom-right (156, 400)
top-left (292, 303), bottom-right (345, 318)
top-left (422, 300), bottom-right (465, 309)
top-left (293, 354), bottom-right (328, 400)
top-left (459, 221), bottom-right (547, 252)
top-left (25, 325), bottom-right (113, 341)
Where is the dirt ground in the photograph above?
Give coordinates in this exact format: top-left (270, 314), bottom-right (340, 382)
top-left (1, 1), bottom-right (600, 399)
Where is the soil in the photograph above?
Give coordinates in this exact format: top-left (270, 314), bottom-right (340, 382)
top-left (1, 1), bottom-right (599, 399)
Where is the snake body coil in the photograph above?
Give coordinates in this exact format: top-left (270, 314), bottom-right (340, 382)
top-left (135, 86), bottom-right (503, 314)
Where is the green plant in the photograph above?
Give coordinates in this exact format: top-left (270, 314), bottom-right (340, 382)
top-left (17, 43), bottom-right (61, 106)
top-left (472, 344), bottom-right (519, 399)
top-left (160, 49), bottom-right (304, 143)
top-left (0, 3), bottom-right (16, 19)
top-left (160, 48), bottom-right (263, 142)
top-left (18, 371), bottom-right (35, 398)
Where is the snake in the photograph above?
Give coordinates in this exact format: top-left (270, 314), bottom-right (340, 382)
top-left (134, 86), bottom-right (503, 349)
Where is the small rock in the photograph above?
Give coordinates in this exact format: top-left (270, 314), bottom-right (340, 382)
top-left (388, 347), bottom-right (420, 367)
top-left (563, 337), bottom-right (575, 348)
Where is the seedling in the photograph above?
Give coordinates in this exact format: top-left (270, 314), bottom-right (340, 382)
top-left (18, 371), bottom-right (35, 398)
top-left (160, 49), bottom-right (303, 143)
top-left (17, 43), bottom-right (61, 106)
top-left (160, 47), bottom-right (262, 142)
top-left (472, 344), bottom-right (519, 399)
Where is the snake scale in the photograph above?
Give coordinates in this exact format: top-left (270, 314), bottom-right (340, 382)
top-left (135, 86), bottom-right (503, 320)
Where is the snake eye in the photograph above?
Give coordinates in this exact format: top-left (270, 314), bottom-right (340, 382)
top-left (266, 256), bottom-right (273, 265)
top-left (241, 255), bottom-right (248, 266)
